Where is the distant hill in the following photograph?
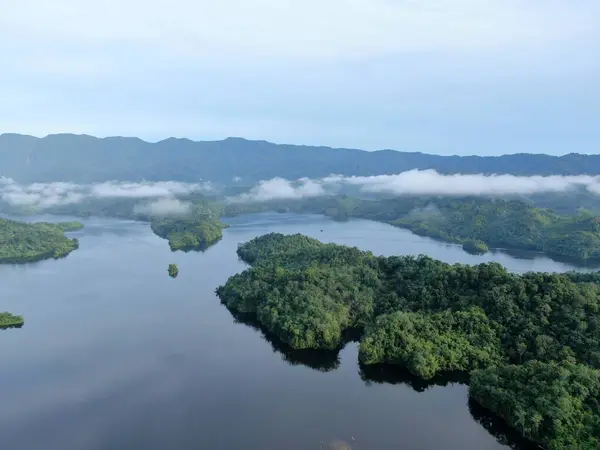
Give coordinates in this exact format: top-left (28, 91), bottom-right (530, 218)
top-left (1, 133), bottom-right (599, 183)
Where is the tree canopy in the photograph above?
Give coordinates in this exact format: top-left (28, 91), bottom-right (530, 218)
top-left (0, 218), bottom-right (82, 263)
top-left (471, 360), bottom-right (600, 449)
top-left (0, 312), bottom-right (24, 328)
top-left (151, 216), bottom-right (227, 252)
top-left (168, 263), bottom-right (179, 278)
top-left (223, 195), bottom-right (600, 262)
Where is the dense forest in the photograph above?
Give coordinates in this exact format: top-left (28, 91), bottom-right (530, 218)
top-left (0, 312), bottom-right (24, 328)
top-left (217, 233), bottom-right (600, 448)
top-left (151, 216), bottom-right (227, 251)
top-left (462, 239), bottom-right (489, 254)
top-left (0, 218), bottom-right (82, 263)
top-left (224, 195), bottom-right (600, 262)
top-left (3, 133), bottom-right (600, 183)
top-left (471, 360), bottom-right (600, 449)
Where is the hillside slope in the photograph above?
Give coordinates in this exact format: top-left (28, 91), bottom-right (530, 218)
top-left (2, 133), bottom-right (600, 183)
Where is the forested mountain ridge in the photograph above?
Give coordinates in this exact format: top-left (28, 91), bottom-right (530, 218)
top-left (2, 133), bottom-right (600, 183)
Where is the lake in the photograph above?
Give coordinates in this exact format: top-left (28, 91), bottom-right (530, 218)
top-left (1, 212), bottom-right (585, 450)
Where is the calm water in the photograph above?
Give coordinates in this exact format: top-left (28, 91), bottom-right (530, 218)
top-left (1, 212), bottom-right (586, 450)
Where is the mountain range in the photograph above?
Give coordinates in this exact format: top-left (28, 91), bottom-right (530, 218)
top-left (1, 133), bottom-right (599, 183)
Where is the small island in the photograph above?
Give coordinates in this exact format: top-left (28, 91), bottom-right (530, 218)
top-left (462, 239), bottom-right (489, 254)
top-left (54, 221), bottom-right (85, 232)
top-left (0, 218), bottom-right (83, 264)
top-left (151, 216), bottom-right (227, 252)
top-left (168, 263), bottom-right (179, 278)
top-left (217, 232), bottom-right (600, 448)
top-left (223, 195), bottom-right (600, 262)
top-left (0, 312), bottom-right (24, 328)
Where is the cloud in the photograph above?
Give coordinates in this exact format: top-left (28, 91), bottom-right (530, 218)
top-left (90, 181), bottom-right (211, 198)
top-left (232, 177), bottom-right (326, 202)
top-left (132, 198), bottom-right (191, 216)
top-left (232, 170), bottom-right (600, 202)
top-left (0, 178), bottom-right (211, 209)
top-left (325, 170), bottom-right (600, 196)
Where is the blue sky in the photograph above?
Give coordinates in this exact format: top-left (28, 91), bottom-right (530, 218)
top-left (1, 0), bottom-right (599, 155)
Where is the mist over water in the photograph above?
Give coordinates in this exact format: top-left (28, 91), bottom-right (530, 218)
top-left (231, 170), bottom-right (600, 202)
top-left (0, 213), bottom-right (578, 450)
top-left (4, 170), bottom-right (600, 209)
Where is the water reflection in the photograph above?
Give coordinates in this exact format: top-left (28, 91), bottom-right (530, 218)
top-left (169, 241), bottom-right (216, 253)
top-left (223, 296), bottom-right (560, 450)
top-left (496, 246), bottom-right (600, 269)
top-left (468, 398), bottom-right (538, 450)
top-left (358, 363), bottom-right (469, 393)
top-left (228, 310), bottom-right (341, 372)
top-left (226, 306), bottom-right (537, 450)
top-left (0, 324), bottom-right (24, 330)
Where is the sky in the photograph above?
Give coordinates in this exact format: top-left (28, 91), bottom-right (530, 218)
top-left (1, 0), bottom-right (599, 155)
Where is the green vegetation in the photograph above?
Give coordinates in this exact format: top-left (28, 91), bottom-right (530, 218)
top-left (8, 193), bottom-right (230, 253)
top-left (462, 239), bottom-right (488, 254)
top-left (224, 195), bottom-right (600, 262)
top-left (0, 312), bottom-right (24, 328)
top-left (3, 133), bottom-right (600, 184)
top-left (0, 218), bottom-right (81, 263)
top-left (53, 221), bottom-right (85, 232)
top-left (330, 196), bottom-right (600, 261)
top-left (151, 216), bottom-right (227, 251)
top-left (217, 232), bottom-right (600, 446)
top-left (168, 263), bottom-right (179, 278)
top-left (471, 361), bottom-right (600, 449)
top-left (359, 309), bottom-right (502, 379)
top-left (386, 197), bottom-right (600, 261)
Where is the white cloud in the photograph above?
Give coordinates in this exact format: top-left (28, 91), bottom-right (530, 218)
top-left (232, 177), bottom-right (325, 202)
top-left (90, 181), bottom-right (210, 198)
top-left (233, 170), bottom-right (600, 201)
top-left (133, 198), bottom-right (191, 216)
top-left (0, 178), bottom-right (211, 209)
top-left (327, 170), bottom-right (600, 196)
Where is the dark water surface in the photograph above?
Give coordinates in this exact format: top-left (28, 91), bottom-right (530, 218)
top-left (1, 213), bottom-right (584, 450)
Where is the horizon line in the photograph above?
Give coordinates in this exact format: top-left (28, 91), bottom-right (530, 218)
top-left (0, 132), bottom-right (590, 159)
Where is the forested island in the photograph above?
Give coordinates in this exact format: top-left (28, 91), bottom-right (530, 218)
top-left (151, 216), bottom-right (227, 251)
top-left (0, 312), bottom-right (24, 328)
top-left (224, 195), bottom-right (600, 263)
top-left (217, 233), bottom-right (600, 448)
top-left (0, 218), bottom-right (82, 263)
top-left (168, 263), bottom-right (178, 278)
top-left (462, 239), bottom-right (489, 254)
